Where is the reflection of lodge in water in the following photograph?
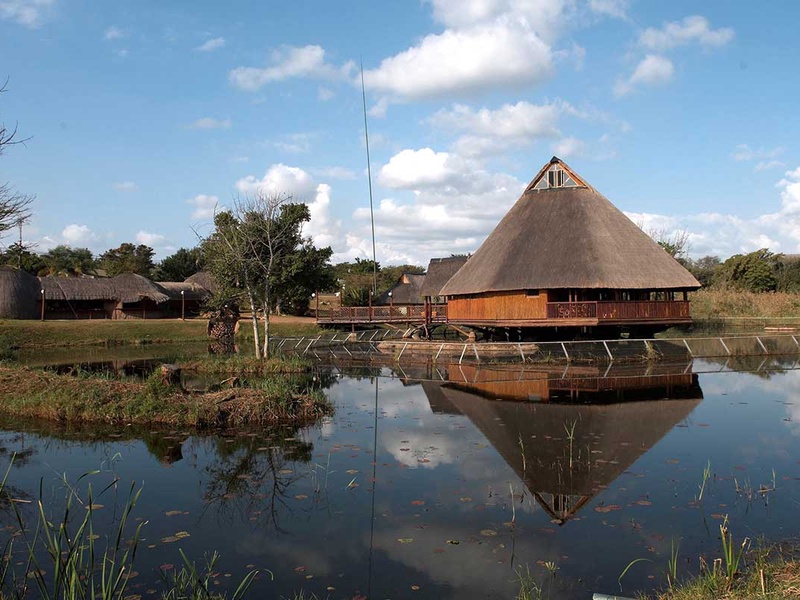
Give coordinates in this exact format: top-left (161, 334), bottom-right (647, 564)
top-left (419, 363), bottom-right (703, 524)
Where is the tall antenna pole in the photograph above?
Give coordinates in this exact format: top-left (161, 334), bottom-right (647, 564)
top-left (361, 62), bottom-right (378, 296)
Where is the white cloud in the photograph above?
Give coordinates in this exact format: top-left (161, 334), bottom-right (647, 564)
top-left (755, 160), bottom-right (785, 172)
top-left (426, 0), bottom-right (572, 43)
top-left (731, 143), bottom-right (782, 162)
top-left (136, 231), bottom-right (166, 247)
top-left (0, 0), bottom-right (54, 28)
top-left (317, 87), bottom-right (335, 101)
top-left (62, 224), bottom-right (94, 244)
top-left (195, 37), bottom-right (224, 52)
top-left (639, 15), bottom-right (734, 51)
top-left (187, 194), bottom-right (219, 221)
top-left (229, 45), bottom-right (355, 91)
top-left (103, 26), bottom-right (125, 41)
top-left (624, 167), bottom-right (800, 259)
top-left (362, 17), bottom-right (553, 101)
top-left (188, 117), bottom-right (232, 130)
top-left (588, 0), bottom-right (628, 19)
top-left (113, 181), bottom-right (139, 192)
top-left (552, 136), bottom-right (586, 158)
top-left (614, 54), bottom-right (674, 96)
top-left (378, 148), bottom-right (481, 191)
top-left (429, 100), bottom-right (569, 157)
top-left (235, 163), bottom-right (317, 199)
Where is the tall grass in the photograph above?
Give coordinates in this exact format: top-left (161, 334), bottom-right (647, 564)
top-left (0, 458), bottom-right (259, 599)
top-left (691, 289), bottom-right (800, 320)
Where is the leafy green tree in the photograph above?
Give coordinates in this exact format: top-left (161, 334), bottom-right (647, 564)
top-left (98, 243), bottom-right (155, 278)
top-left (202, 194), bottom-right (333, 358)
top-left (154, 247), bottom-right (202, 281)
top-left (40, 245), bottom-right (96, 276)
top-left (714, 249), bottom-right (780, 293)
top-left (687, 255), bottom-right (721, 288)
top-left (0, 242), bottom-right (45, 274)
top-left (777, 256), bottom-right (800, 293)
top-left (273, 241), bottom-right (335, 315)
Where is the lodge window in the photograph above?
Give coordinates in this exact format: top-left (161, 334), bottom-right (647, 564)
top-left (526, 289), bottom-right (540, 297)
top-left (548, 168), bottom-right (564, 188)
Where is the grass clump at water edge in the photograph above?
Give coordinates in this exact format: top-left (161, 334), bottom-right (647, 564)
top-left (0, 459), bottom-right (262, 599)
top-left (0, 363), bottom-right (333, 428)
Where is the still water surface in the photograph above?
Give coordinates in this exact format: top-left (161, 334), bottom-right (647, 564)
top-left (1, 358), bottom-right (800, 599)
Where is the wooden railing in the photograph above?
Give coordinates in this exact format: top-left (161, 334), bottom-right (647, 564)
top-left (321, 304), bottom-right (448, 324)
top-left (546, 301), bottom-right (691, 321)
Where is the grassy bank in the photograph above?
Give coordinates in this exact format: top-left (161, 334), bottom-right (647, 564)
top-left (642, 544), bottom-right (800, 599)
top-left (691, 289), bottom-right (800, 322)
top-left (0, 316), bottom-right (324, 350)
top-left (0, 363), bottom-right (332, 428)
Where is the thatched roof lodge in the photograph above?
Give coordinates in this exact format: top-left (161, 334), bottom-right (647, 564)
top-left (439, 157), bottom-right (700, 336)
top-left (34, 273), bottom-right (213, 320)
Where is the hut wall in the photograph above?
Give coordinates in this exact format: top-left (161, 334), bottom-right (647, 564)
top-left (447, 290), bottom-right (549, 322)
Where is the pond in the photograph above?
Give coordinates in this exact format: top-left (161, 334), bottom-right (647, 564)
top-left (1, 357), bottom-right (799, 599)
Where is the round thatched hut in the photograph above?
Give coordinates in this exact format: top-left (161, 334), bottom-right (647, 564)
top-left (0, 267), bottom-right (42, 319)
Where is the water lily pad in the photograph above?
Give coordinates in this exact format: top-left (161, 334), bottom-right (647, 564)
top-left (480, 529), bottom-right (497, 537)
top-left (397, 538), bottom-right (414, 544)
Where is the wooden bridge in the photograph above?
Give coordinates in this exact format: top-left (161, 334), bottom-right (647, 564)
top-left (318, 303), bottom-right (448, 325)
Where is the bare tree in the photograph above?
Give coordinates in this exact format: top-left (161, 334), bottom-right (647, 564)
top-left (643, 225), bottom-right (691, 260)
top-left (0, 80), bottom-right (33, 238)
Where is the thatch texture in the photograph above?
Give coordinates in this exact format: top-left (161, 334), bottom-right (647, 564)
top-left (0, 267), bottom-right (42, 319)
top-left (156, 281), bottom-right (211, 302)
top-left (441, 158), bottom-right (700, 296)
top-left (40, 273), bottom-right (170, 304)
top-left (376, 273), bottom-right (425, 305)
top-left (420, 256), bottom-right (469, 298)
top-left (184, 271), bottom-right (217, 294)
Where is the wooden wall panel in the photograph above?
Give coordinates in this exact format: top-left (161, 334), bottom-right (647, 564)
top-left (448, 290), bottom-right (549, 321)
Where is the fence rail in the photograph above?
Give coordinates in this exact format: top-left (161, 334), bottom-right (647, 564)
top-left (268, 332), bottom-right (800, 366)
top-left (319, 304), bottom-right (447, 324)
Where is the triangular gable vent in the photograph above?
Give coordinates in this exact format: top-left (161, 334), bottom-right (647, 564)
top-left (526, 157), bottom-right (586, 192)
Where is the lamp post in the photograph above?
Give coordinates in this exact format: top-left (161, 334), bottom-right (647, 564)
top-left (312, 292), bottom-right (318, 318)
top-left (180, 289), bottom-right (185, 321)
top-left (388, 290), bottom-right (393, 318)
top-left (40, 288), bottom-right (45, 321)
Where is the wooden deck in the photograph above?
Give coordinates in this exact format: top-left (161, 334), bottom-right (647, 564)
top-left (317, 300), bottom-right (692, 328)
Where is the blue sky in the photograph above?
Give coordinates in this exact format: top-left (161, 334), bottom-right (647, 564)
top-left (2, 0), bottom-right (800, 265)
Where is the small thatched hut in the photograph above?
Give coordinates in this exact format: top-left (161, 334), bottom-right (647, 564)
top-left (419, 256), bottom-right (469, 303)
top-left (156, 281), bottom-right (212, 317)
top-left (440, 157), bottom-right (700, 336)
top-left (0, 267), bottom-right (42, 319)
top-left (375, 273), bottom-right (425, 306)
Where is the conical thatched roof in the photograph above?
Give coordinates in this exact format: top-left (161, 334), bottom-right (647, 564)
top-left (40, 273), bottom-right (170, 304)
top-left (440, 157), bottom-right (700, 295)
top-left (156, 281), bottom-right (211, 301)
top-left (420, 256), bottom-right (469, 298)
top-left (0, 267), bottom-right (41, 319)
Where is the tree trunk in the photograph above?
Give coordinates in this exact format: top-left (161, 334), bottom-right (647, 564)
top-left (262, 279), bottom-right (271, 359)
top-left (244, 279), bottom-right (261, 359)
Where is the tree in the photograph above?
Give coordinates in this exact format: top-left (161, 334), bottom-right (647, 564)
top-left (0, 242), bottom-right (45, 274)
top-left (154, 247), bottom-right (202, 281)
top-left (0, 81), bottom-right (33, 241)
top-left (40, 245), bottom-right (96, 276)
top-left (644, 226), bottom-right (691, 264)
top-left (714, 249), bottom-right (780, 293)
top-left (272, 240), bottom-right (335, 315)
top-left (98, 243), bottom-right (155, 277)
top-left (687, 255), bottom-right (721, 288)
top-left (202, 193), bottom-right (332, 359)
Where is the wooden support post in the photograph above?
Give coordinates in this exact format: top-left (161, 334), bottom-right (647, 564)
top-left (368, 289), bottom-right (373, 322)
top-left (315, 291), bottom-right (319, 317)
